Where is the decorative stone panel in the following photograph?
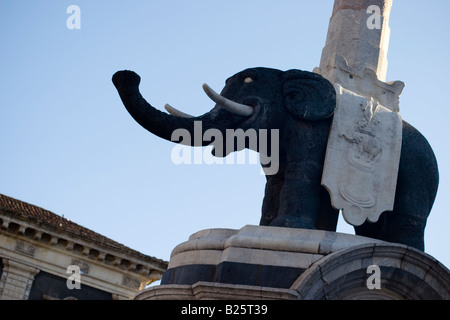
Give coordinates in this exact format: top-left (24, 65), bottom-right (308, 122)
top-left (0, 259), bottom-right (39, 300)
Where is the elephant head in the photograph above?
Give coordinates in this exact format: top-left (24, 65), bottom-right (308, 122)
top-left (112, 67), bottom-right (337, 229)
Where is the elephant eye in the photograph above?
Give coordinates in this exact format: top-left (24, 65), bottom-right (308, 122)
top-left (244, 77), bottom-right (254, 83)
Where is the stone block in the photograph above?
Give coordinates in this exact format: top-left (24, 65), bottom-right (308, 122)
top-left (160, 226), bottom-right (383, 290)
top-left (142, 226), bottom-right (450, 300)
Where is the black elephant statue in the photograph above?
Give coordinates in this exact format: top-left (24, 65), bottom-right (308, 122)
top-left (112, 67), bottom-right (439, 251)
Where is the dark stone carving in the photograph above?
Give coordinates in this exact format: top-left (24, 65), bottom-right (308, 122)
top-left (112, 67), bottom-right (438, 251)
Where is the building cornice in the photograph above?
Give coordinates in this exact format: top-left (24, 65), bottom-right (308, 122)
top-left (0, 195), bottom-right (168, 299)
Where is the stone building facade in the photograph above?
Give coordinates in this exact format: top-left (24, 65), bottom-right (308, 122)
top-left (0, 194), bottom-right (167, 300)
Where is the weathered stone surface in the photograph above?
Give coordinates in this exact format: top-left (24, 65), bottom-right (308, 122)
top-left (161, 226), bottom-right (383, 289)
top-left (0, 194), bottom-right (167, 300)
top-left (136, 282), bottom-right (299, 300)
top-left (321, 0), bottom-right (393, 81)
top-left (292, 243), bottom-right (450, 300)
top-left (315, 0), bottom-right (406, 226)
top-left (137, 227), bottom-right (450, 300)
top-left (322, 84), bottom-right (403, 226)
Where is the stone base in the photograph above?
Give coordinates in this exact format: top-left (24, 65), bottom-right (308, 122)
top-left (136, 282), bottom-right (298, 300)
top-left (136, 226), bottom-right (450, 300)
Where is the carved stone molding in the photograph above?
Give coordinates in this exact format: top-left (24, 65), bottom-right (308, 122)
top-left (0, 200), bottom-right (168, 299)
top-left (136, 227), bottom-right (450, 300)
top-left (0, 259), bottom-right (39, 300)
top-left (0, 214), bottom-right (165, 279)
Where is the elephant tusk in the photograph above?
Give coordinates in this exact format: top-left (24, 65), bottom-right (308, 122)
top-left (202, 83), bottom-right (254, 117)
top-left (164, 103), bottom-right (195, 118)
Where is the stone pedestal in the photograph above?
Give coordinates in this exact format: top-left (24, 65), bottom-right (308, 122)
top-left (135, 226), bottom-right (450, 300)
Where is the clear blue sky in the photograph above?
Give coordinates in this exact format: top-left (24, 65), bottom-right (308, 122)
top-left (1, 1), bottom-right (449, 269)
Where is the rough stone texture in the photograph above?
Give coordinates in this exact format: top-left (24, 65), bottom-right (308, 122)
top-left (322, 0), bottom-right (393, 81)
top-left (0, 259), bottom-right (39, 300)
top-left (136, 282), bottom-right (298, 301)
top-left (292, 243), bottom-right (450, 300)
top-left (160, 226), bottom-right (383, 289)
top-left (315, 54), bottom-right (404, 114)
top-left (136, 228), bottom-right (450, 300)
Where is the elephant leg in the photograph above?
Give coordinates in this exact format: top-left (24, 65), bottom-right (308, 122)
top-left (315, 187), bottom-right (339, 231)
top-left (270, 162), bottom-right (323, 229)
top-left (354, 212), bottom-right (387, 240)
top-left (260, 174), bottom-right (284, 226)
top-left (382, 174), bottom-right (432, 251)
top-left (384, 212), bottom-right (427, 251)
top-left (354, 200), bottom-right (428, 251)
top-left (379, 121), bottom-right (439, 251)
top-left (268, 120), bottom-right (334, 230)
top-left (354, 205), bottom-right (427, 251)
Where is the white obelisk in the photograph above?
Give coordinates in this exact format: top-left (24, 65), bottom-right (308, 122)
top-left (315, 0), bottom-right (405, 226)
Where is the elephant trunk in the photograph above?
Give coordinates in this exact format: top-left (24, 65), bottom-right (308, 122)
top-left (112, 70), bottom-right (248, 146)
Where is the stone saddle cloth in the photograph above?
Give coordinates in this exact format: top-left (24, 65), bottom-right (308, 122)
top-left (322, 84), bottom-right (402, 226)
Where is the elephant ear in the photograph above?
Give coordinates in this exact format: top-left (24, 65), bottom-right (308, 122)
top-left (282, 69), bottom-right (336, 121)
